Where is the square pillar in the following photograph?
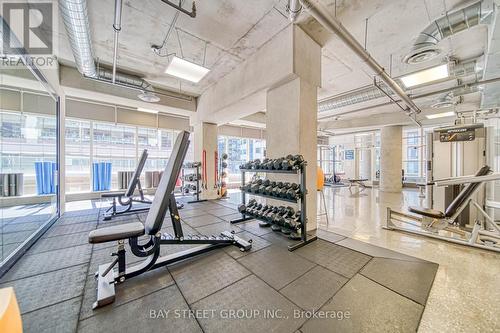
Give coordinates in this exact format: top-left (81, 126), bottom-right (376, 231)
top-left (380, 125), bottom-right (403, 192)
top-left (266, 77), bottom-right (318, 230)
top-left (193, 122), bottom-right (218, 200)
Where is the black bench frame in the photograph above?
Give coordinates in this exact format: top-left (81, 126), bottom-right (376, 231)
top-left (102, 149), bottom-right (151, 220)
top-left (89, 131), bottom-right (252, 309)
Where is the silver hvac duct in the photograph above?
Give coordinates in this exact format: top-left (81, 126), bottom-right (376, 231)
top-left (59, 0), bottom-right (159, 101)
top-left (297, 0), bottom-right (421, 116)
top-left (318, 58), bottom-right (480, 113)
top-left (404, 0), bottom-right (493, 64)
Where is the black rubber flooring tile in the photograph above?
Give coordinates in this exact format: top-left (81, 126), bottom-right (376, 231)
top-left (57, 214), bottom-right (98, 225)
top-left (260, 231), bottom-right (303, 248)
top-left (182, 214), bottom-right (224, 228)
top-left (223, 231), bottom-right (272, 260)
top-left (300, 274), bottom-right (423, 333)
top-left (77, 285), bottom-right (203, 333)
top-left (169, 250), bottom-right (251, 304)
top-left (295, 239), bottom-right (372, 278)
top-left (192, 275), bottom-right (305, 333)
top-left (193, 220), bottom-right (242, 236)
top-left (235, 219), bottom-right (274, 236)
top-left (336, 237), bottom-right (428, 262)
top-left (64, 209), bottom-right (100, 217)
top-left (29, 231), bottom-right (90, 254)
top-left (360, 258), bottom-right (438, 305)
top-left (237, 245), bottom-right (315, 290)
top-left (80, 266), bottom-right (175, 320)
top-left (204, 206), bottom-right (238, 217)
top-left (280, 265), bottom-right (348, 310)
top-left (316, 229), bottom-right (347, 243)
top-left (0, 264), bottom-right (87, 314)
top-left (178, 208), bottom-right (209, 219)
top-left (42, 222), bottom-right (97, 238)
top-left (218, 212), bottom-right (245, 222)
top-left (22, 296), bottom-right (81, 333)
top-left (1, 244), bottom-right (92, 282)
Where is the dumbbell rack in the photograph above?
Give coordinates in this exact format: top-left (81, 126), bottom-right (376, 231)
top-left (181, 164), bottom-right (206, 204)
top-left (231, 163), bottom-right (317, 251)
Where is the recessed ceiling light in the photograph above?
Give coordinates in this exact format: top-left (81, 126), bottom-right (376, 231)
top-left (165, 56), bottom-right (210, 83)
top-left (400, 64), bottom-right (449, 88)
top-left (137, 107), bottom-right (159, 114)
top-left (426, 111), bottom-right (455, 119)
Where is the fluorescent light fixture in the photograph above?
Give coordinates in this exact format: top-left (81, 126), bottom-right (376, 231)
top-left (400, 64), bottom-right (449, 88)
top-left (137, 108), bottom-right (159, 114)
top-left (164, 56), bottom-right (210, 83)
top-left (426, 111), bottom-right (455, 119)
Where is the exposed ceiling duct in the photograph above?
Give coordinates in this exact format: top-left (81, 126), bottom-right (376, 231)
top-left (404, 0), bottom-right (494, 64)
top-left (59, 0), bottom-right (161, 102)
top-left (481, 0), bottom-right (500, 109)
top-left (318, 58), bottom-right (481, 113)
top-left (290, 0), bottom-right (421, 120)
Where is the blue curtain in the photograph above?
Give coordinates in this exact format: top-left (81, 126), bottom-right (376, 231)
top-left (35, 162), bottom-right (57, 195)
top-left (93, 162), bottom-right (112, 191)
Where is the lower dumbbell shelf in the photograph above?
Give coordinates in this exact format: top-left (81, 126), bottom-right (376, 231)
top-left (240, 189), bottom-right (300, 203)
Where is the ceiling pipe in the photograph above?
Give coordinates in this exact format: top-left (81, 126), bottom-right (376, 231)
top-left (59, 0), bottom-right (173, 102)
top-left (404, 0), bottom-right (493, 64)
top-left (160, 0), bottom-right (196, 18)
top-left (319, 76), bottom-right (500, 121)
top-left (288, 0), bottom-right (302, 23)
top-left (318, 58), bottom-right (480, 113)
top-left (297, 0), bottom-right (421, 115)
top-left (111, 0), bottom-right (123, 84)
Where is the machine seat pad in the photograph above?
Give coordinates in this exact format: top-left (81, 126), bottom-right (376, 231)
top-left (408, 206), bottom-right (445, 219)
top-left (101, 192), bottom-right (126, 198)
top-left (89, 222), bottom-right (145, 243)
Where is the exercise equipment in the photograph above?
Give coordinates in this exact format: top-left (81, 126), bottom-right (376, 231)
top-left (89, 131), bottom-right (252, 309)
top-left (102, 149), bottom-right (151, 221)
top-left (386, 165), bottom-right (500, 252)
top-left (180, 162), bottom-right (205, 203)
top-left (233, 156), bottom-right (317, 251)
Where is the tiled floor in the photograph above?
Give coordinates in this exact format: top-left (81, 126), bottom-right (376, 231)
top-left (0, 196), bottom-right (438, 333)
top-left (318, 186), bottom-right (500, 332)
top-left (0, 203), bottom-right (56, 261)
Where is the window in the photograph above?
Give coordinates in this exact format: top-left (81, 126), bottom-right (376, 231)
top-left (403, 129), bottom-right (422, 178)
top-left (0, 112), bottom-right (57, 195)
top-left (218, 135), bottom-right (266, 185)
top-left (65, 119), bottom-right (91, 193)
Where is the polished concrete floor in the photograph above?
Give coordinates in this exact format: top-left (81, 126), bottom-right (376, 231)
top-left (0, 195), bottom-right (438, 333)
top-left (317, 186), bottom-right (500, 332)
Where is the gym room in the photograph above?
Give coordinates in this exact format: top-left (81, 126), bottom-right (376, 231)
top-left (0, 0), bottom-right (498, 332)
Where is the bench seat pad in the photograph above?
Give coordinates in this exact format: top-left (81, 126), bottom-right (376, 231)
top-left (89, 222), bottom-right (145, 243)
top-left (408, 206), bottom-right (445, 219)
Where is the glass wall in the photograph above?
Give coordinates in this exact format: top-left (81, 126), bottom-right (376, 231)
top-left (1, 66), bottom-right (59, 270)
top-left (65, 118), bottom-right (193, 193)
top-left (218, 135), bottom-right (266, 185)
top-left (402, 127), bottom-right (424, 182)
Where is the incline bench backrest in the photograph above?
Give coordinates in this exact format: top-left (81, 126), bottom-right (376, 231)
top-left (444, 165), bottom-right (491, 217)
top-left (125, 149), bottom-right (149, 198)
top-left (145, 130), bottom-right (190, 235)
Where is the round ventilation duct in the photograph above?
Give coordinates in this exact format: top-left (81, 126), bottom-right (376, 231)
top-left (403, 46), bottom-right (441, 65)
top-left (138, 91), bottom-right (160, 103)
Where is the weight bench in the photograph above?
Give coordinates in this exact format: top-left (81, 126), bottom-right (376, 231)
top-left (347, 178), bottom-right (368, 194)
top-left (102, 149), bottom-right (151, 220)
top-left (89, 131), bottom-right (252, 309)
top-left (386, 165), bottom-right (500, 252)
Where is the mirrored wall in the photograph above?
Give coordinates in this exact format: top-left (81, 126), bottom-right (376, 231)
top-left (0, 63), bottom-right (59, 271)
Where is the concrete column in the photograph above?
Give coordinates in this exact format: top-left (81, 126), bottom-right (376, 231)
top-left (380, 125), bottom-right (403, 192)
top-left (359, 135), bottom-right (372, 180)
top-left (193, 122), bottom-right (218, 200)
top-left (266, 77), bottom-right (318, 230)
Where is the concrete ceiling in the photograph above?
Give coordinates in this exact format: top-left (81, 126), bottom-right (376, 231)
top-left (55, 0), bottom-right (492, 129)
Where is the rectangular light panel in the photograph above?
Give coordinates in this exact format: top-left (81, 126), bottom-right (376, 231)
top-left (400, 64), bottom-right (449, 88)
top-left (165, 56), bottom-right (210, 83)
